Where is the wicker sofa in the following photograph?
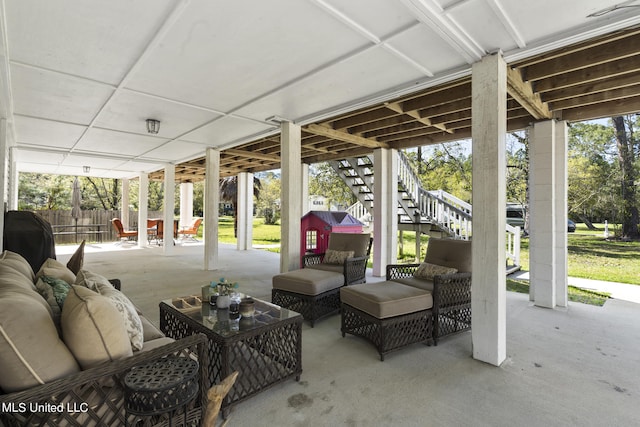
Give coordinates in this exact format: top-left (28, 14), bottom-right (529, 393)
top-left (0, 250), bottom-right (208, 426)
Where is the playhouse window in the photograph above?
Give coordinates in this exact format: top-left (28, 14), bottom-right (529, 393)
top-left (306, 230), bottom-right (317, 251)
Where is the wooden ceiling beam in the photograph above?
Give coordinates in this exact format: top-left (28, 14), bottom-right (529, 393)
top-left (223, 148), bottom-right (280, 162)
top-left (524, 35), bottom-right (640, 81)
top-left (550, 84), bottom-right (640, 110)
top-left (304, 123), bottom-right (388, 149)
top-left (385, 102), bottom-right (451, 133)
top-left (542, 72), bottom-right (640, 103)
top-left (401, 82), bottom-right (471, 112)
top-left (507, 67), bottom-right (552, 120)
top-left (330, 108), bottom-right (398, 130)
top-left (534, 55), bottom-right (640, 93)
top-left (560, 95), bottom-right (640, 122)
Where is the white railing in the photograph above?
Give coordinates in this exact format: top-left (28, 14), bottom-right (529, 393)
top-left (506, 223), bottom-right (521, 267)
top-left (346, 202), bottom-right (370, 224)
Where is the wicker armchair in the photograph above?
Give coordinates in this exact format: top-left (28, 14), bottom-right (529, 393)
top-left (386, 238), bottom-right (472, 345)
top-left (302, 233), bottom-right (373, 286)
top-left (0, 333), bottom-right (209, 426)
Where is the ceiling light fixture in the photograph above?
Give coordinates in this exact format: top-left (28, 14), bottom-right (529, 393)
top-left (587, 1), bottom-right (640, 17)
top-left (83, 166), bottom-right (91, 173)
top-left (146, 119), bottom-right (161, 134)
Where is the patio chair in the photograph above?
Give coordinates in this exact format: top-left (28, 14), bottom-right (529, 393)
top-left (272, 233), bottom-right (372, 326)
top-left (179, 218), bottom-right (203, 241)
top-left (111, 218), bottom-right (137, 243)
top-left (386, 238), bottom-right (472, 345)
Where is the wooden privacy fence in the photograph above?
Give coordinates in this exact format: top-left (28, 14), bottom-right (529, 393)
top-left (35, 210), bottom-right (163, 245)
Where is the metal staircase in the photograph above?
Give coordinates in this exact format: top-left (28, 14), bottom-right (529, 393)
top-left (333, 152), bottom-right (521, 269)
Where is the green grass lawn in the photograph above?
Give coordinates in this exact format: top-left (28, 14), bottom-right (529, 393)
top-left (209, 219), bottom-right (639, 285)
top-left (506, 279), bottom-right (610, 306)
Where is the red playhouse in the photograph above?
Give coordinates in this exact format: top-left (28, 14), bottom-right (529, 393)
top-left (300, 210), bottom-right (364, 265)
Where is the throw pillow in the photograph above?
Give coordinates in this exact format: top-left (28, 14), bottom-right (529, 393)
top-left (35, 276), bottom-right (72, 326)
top-left (76, 270), bottom-right (144, 351)
top-left (0, 250), bottom-right (36, 282)
top-left (0, 290), bottom-right (80, 392)
top-left (36, 258), bottom-right (76, 286)
top-left (61, 285), bottom-right (132, 369)
top-left (66, 240), bottom-right (85, 275)
top-left (413, 262), bottom-right (458, 280)
top-left (323, 249), bottom-right (355, 265)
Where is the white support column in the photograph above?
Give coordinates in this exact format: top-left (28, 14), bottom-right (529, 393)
top-left (138, 173), bottom-right (149, 247)
top-left (121, 179), bottom-right (130, 229)
top-left (530, 121), bottom-right (556, 308)
top-left (555, 121), bottom-right (569, 307)
top-left (8, 147), bottom-right (18, 210)
top-left (301, 163), bottom-right (310, 215)
top-left (280, 121), bottom-right (302, 272)
top-left (372, 148), bottom-right (398, 277)
top-left (237, 172), bottom-right (254, 251)
top-left (163, 164), bottom-right (175, 255)
top-left (471, 52), bottom-right (507, 366)
top-left (180, 182), bottom-right (194, 229)
top-left (0, 119), bottom-right (7, 249)
top-left (204, 148), bottom-right (220, 270)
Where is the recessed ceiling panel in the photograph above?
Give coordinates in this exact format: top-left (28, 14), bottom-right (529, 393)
top-left (11, 64), bottom-right (114, 125)
top-left (6, 0), bottom-right (176, 85)
top-left (61, 154), bottom-right (125, 169)
top-left (321, 0), bottom-right (417, 39)
top-left (75, 128), bottom-right (167, 157)
top-left (14, 116), bottom-right (87, 149)
top-left (15, 148), bottom-right (65, 165)
top-left (386, 23), bottom-right (468, 75)
top-left (143, 140), bottom-right (207, 163)
top-left (446, 0), bottom-right (518, 53)
top-left (94, 90), bottom-right (223, 139)
top-left (126, 0), bottom-right (372, 112)
top-left (118, 160), bottom-right (166, 175)
top-left (182, 117), bottom-right (273, 146)
top-left (501, 0), bottom-right (640, 44)
top-left (235, 46), bottom-right (425, 123)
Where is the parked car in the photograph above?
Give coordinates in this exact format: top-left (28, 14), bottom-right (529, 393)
top-left (506, 203), bottom-right (525, 228)
top-left (568, 219), bottom-right (576, 232)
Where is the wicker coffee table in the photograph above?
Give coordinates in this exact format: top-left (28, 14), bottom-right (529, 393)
top-left (159, 295), bottom-right (302, 417)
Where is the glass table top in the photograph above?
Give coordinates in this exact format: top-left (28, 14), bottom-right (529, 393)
top-left (162, 293), bottom-right (301, 337)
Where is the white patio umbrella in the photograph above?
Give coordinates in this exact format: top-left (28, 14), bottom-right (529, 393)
top-left (71, 177), bottom-right (82, 243)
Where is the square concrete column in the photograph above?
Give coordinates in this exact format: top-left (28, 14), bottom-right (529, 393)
top-left (555, 121), bottom-right (568, 307)
top-left (163, 164), bottom-right (176, 255)
top-left (372, 148), bottom-right (398, 277)
top-left (179, 182), bottom-right (194, 229)
top-left (9, 147), bottom-right (18, 210)
top-left (530, 120), bottom-right (568, 308)
top-left (471, 52), bottom-right (507, 366)
top-left (301, 163), bottom-right (310, 215)
top-left (121, 179), bottom-right (130, 229)
top-left (237, 172), bottom-right (254, 251)
top-left (204, 148), bottom-right (220, 270)
top-left (0, 119), bottom-right (7, 249)
top-left (280, 121), bottom-right (302, 272)
top-left (137, 173), bottom-right (149, 247)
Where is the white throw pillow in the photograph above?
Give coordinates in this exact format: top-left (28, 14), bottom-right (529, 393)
top-left (76, 270), bottom-right (144, 351)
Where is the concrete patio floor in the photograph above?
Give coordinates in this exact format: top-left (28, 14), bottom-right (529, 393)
top-left (57, 242), bottom-right (640, 426)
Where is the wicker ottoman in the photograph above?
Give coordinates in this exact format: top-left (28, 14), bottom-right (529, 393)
top-left (272, 268), bottom-right (344, 327)
top-left (340, 281), bottom-right (433, 361)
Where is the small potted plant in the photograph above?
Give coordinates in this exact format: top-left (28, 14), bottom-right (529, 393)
top-left (213, 277), bottom-right (238, 309)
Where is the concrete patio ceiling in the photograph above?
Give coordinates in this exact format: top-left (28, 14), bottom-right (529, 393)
top-left (2, 1), bottom-right (640, 181)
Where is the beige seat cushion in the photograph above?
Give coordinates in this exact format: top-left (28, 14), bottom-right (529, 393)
top-left (36, 258), bottom-right (76, 286)
top-left (424, 238), bottom-right (472, 273)
top-left (273, 269), bottom-right (344, 296)
top-left (140, 315), bottom-right (165, 342)
top-left (76, 270), bottom-right (144, 351)
top-left (0, 250), bottom-right (36, 282)
top-left (392, 276), bottom-right (434, 292)
top-left (306, 263), bottom-right (343, 274)
top-left (61, 286), bottom-right (132, 369)
top-left (0, 289), bottom-right (80, 392)
top-left (340, 281), bottom-right (433, 319)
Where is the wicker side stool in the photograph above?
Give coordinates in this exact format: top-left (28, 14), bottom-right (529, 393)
top-left (124, 357), bottom-right (199, 427)
top-left (272, 268), bottom-right (344, 327)
top-left (340, 281), bottom-right (434, 361)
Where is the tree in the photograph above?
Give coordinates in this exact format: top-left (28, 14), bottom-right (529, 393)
top-left (219, 176), bottom-right (262, 237)
top-left (506, 130), bottom-right (530, 233)
top-left (308, 162), bottom-right (356, 209)
top-left (612, 115), bottom-right (639, 239)
top-left (255, 172), bottom-right (281, 224)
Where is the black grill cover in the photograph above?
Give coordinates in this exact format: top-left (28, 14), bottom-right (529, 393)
top-left (3, 211), bottom-right (56, 274)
